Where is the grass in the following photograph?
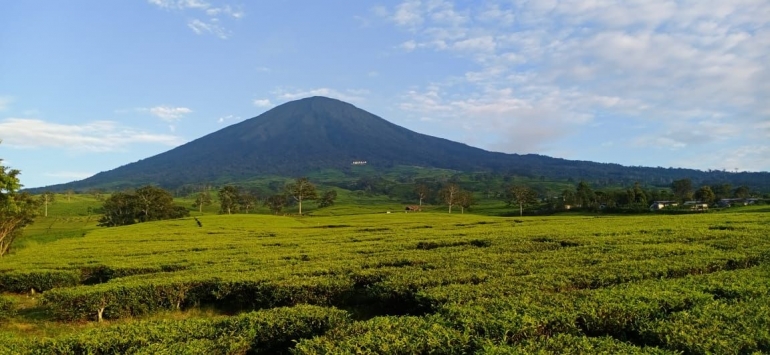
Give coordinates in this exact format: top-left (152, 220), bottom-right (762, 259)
top-left (2, 193), bottom-right (768, 353)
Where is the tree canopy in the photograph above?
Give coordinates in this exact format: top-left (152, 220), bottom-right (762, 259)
top-left (1, 148), bottom-right (40, 256)
top-left (98, 186), bottom-right (188, 227)
top-left (285, 177), bottom-right (318, 215)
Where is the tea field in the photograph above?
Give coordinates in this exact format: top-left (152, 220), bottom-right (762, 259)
top-left (1, 210), bottom-right (769, 354)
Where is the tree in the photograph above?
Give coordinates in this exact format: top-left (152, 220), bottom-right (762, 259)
top-left (457, 190), bottom-right (475, 214)
top-left (134, 185), bottom-right (179, 222)
top-left (414, 184), bottom-right (430, 207)
top-left (734, 185), bottom-right (751, 199)
top-left (508, 185), bottom-right (537, 217)
top-left (440, 183), bottom-right (461, 213)
top-left (264, 194), bottom-right (287, 215)
top-left (285, 177), bottom-right (317, 215)
top-left (39, 191), bottom-right (55, 217)
top-left (89, 188), bottom-right (105, 202)
top-left (318, 190), bottom-right (338, 208)
top-left (192, 190), bottom-right (212, 213)
top-left (98, 186), bottom-right (187, 227)
top-left (711, 183), bottom-right (732, 201)
top-left (0, 151), bottom-right (40, 257)
top-left (672, 178), bottom-right (693, 203)
top-left (575, 181), bottom-right (596, 208)
top-left (694, 186), bottom-right (716, 204)
top-left (65, 189), bottom-right (75, 202)
top-left (239, 189), bottom-right (259, 213)
top-left (218, 185), bottom-right (241, 214)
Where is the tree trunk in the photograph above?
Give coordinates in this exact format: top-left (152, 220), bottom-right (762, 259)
top-left (298, 197), bottom-right (303, 215)
top-left (519, 203), bottom-right (523, 217)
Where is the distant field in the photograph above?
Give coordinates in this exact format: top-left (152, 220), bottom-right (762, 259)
top-left (1, 204), bottom-right (769, 353)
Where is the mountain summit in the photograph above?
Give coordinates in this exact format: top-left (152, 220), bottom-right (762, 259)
top-left (40, 96), bottom-right (769, 191)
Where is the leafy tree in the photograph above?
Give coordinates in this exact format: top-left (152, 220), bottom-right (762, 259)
top-left (672, 178), bottom-right (693, 203)
top-left (285, 177), bottom-right (317, 215)
top-left (711, 183), bottom-right (732, 201)
top-left (457, 190), bottom-right (475, 214)
top-left (218, 185), bottom-right (241, 214)
top-left (98, 186), bottom-right (187, 227)
top-left (89, 188), bottom-right (105, 202)
top-left (575, 181), bottom-right (596, 208)
top-left (440, 183), bottom-right (461, 213)
top-left (134, 185), bottom-right (179, 222)
top-left (264, 194), bottom-right (287, 215)
top-left (414, 184), bottom-right (430, 207)
top-left (98, 192), bottom-right (138, 227)
top-left (318, 190), bottom-right (338, 208)
top-left (0, 152), bottom-right (40, 257)
top-left (733, 185), bottom-right (751, 199)
top-left (192, 190), bottom-right (212, 213)
top-left (694, 186), bottom-right (716, 204)
top-left (239, 189), bottom-right (259, 213)
top-left (39, 191), bottom-right (55, 217)
top-left (508, 185), bottom-right (537, 217)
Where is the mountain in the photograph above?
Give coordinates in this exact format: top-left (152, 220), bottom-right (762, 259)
top-left (35, 96), bottom-right (770, 192)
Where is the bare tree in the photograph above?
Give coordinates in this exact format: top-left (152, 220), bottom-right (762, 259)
top-left (414, 184), bottom-right (430, 207)
top-left (457, 190), bottom-right (475, 214)
top-left (509, 185), bottom-right (537, 217)
top-left (440, 183), bottom-right (461, 214)
top-left (39, 191), bottom-right (55, 217)
top-left (285, 177), bottom-right (318, 215)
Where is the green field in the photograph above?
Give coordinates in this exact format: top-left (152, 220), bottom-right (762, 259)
top-left (1, 203), bottom-right (769, 354)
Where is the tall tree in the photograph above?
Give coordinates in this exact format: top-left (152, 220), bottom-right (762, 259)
top-left (39, 191), bottom-right (55, 217)
top-left (318, 190), bottom-right (338, 208)
top-left (134, 185), bottom-right (177, 222)
top-left (285, 177), bottom-right (317, 215)
top-left (414, 184), bottom-right (430, 207)
top-left (711, 183), bottom-right (732, 201)
top-left (192, 190), bottom-right (212, 213)
top-left (0, 150), bottom-right (40, 257)
top-left (264, 194), bottom-right (287, 215)
top-left (65, 189), bottom-right (75, 202)
top-left (218, 185), bottom-right (241, 215)
top-left (694, 186), bottom-right (716, 204)
top-left (575, 181), bottom-right (596, 208)
top-left (440, 183), bottom-right (461, 213)
top-left (508, 185), bottom-right (537, 217)
top-left (672, 178), bottom-right (693, 203)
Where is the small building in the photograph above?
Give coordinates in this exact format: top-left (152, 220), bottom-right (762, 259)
top-left (649, 201), bottom-right (678, 211)
top-left (352, 160), bottom-right (367, 165)
top-left (683, 201), bottom-right (709, 211)
top-left (405, 205), bottom-right (421, 212)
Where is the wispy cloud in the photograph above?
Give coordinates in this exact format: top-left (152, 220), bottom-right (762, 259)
top-left (380, 0), bottom-right (770, 160)
top-left (217, 114), bottom-right (241, 124)
top-left (0, 118), bottom-right (183, 152)
top-left (0, 96), bottom-right (12, 111)
top-left (253, 99), bottom-right (273, 108)
top-left (146, 106), bottom-right (193, 122)
top-left (148, 0), bottom-right (243, 39)
top-left (272, 88), bottom-right (369, 103)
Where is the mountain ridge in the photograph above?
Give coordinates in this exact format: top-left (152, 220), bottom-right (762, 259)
top-left (31, 96), bottom-right (770, 192)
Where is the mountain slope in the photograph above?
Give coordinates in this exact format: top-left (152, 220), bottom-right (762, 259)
top-left (37, 96), bottom-right (769, 191)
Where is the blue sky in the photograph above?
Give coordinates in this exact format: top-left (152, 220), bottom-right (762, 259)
top-left (1, 0), bottom-right (768, 188)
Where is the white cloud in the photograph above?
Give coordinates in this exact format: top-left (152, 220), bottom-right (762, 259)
top-left (143, 106), bottom-right (193, 122)
top-left (253, 99), bottom-right (273, 108)
top-left (217, 114), bottom-right (240, 124)
top-left (148, 0), bottom-right (243, 38)
top-left (188, 18), bottom-right (229, 39)
top-left (273, 88), bottom-right (368, 103)
top-left (0, 118), bottom-right (183, 152)
top-left (0, 97), bottom-right (12, 111)
top-left (382, 0), bottom-right (770, 167)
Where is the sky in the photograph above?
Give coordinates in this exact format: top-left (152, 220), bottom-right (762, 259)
top-left (1, 0), bottom-right (769, 188)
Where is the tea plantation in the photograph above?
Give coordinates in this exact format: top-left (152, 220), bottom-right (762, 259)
top-left (1, 210), bottom-right (768, 354)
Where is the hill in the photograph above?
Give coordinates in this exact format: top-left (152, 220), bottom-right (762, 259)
top-left (32, 96), bottom-right (770, 192)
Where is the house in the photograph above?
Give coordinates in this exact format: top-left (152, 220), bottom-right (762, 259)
top-left (649, 201), bottom-right (678, 211)
top-left (405, 205), bottom-right (421, 212)
top-left (684, 201), bottom-right (709, 211)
